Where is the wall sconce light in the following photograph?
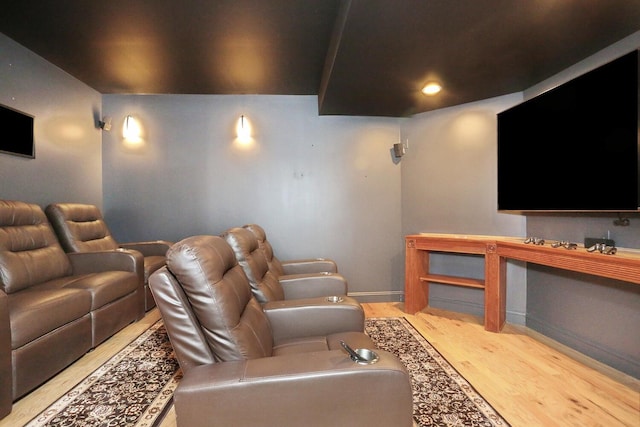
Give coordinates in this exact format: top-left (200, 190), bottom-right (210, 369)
top-left (98, 116), bottom-right (112, 131)
top-left (123, 115), bottom-right (143, 143)
top-left (236, 114), bottom-right (252, 143)
top-left (421, 82), bottom-right (442, 96)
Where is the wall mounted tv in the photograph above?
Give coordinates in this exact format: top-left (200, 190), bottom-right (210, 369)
top-left (0, 104), bottom-right (34, 159)
top-left (497, 49), bottom-right (639, 212)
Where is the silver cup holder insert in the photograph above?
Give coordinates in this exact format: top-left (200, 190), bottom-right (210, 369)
top-left (340, 340), bottom-right (379, 364)
top-left (353, 348), bottom-right (379, 365)
top-left (326, 296), bottom-right (344, 303)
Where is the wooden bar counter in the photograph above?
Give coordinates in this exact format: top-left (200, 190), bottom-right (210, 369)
top-left (405, 233), bottom-right (640, 332)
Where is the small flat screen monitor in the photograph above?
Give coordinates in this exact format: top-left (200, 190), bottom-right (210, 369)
top-left (0, 104), bottom-right (35, 159)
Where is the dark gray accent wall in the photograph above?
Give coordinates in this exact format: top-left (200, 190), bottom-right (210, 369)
top-left (526, 214), bottom-right (640, 377)
top-left (526, 263), bottom-right (640, 378)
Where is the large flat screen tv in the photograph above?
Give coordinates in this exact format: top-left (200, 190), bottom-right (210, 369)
top-left (497, 49), bottom-right (639, 212)
top-left (0, 104), bottom-right (34, 159)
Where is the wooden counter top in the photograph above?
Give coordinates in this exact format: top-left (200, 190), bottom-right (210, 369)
top-left (405, 233), bottom-right (640, 332)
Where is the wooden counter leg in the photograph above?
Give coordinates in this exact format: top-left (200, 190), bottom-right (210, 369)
top-left (484, 243), bottom-right (506, 332)
top-left (404, 239), bottom-right (429, 314)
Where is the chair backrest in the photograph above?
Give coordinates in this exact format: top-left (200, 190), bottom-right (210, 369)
top-left (148, 266), bottom-right (217, 371)
top-left (222, 227), bottom-right (284, 303)
top-left (159, 235), bottom-right (273, 363)
top-left (0, 200), bottom-right (72, 294)
top-left (45, 203), bottom-right (120, 253)
top-left (243, 223), bottom-right (288, 275)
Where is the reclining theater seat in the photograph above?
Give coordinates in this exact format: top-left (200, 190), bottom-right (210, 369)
top-left (45, 202), bottom-right (172, 311)
top-left (244, 223), bottom-right (338, 274)
top-left (0, 200), bottom-right (144, 416)
top-left (148, 235), bottom-right (413, 427)
top-left (223, 226), bottom-right (348, 302)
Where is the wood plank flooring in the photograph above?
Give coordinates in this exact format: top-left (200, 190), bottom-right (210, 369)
top-left (1, 303), bottom-right (638, 427)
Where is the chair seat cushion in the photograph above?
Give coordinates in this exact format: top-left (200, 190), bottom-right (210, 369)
top-left (8, 282), bottom-right (91, 349)
top-left (64, 271), bottom-right (140, 310)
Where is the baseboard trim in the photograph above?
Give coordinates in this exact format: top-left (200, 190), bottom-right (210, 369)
top-left (527, 314), bottom-right (640, 380)
top-left (429, 296), bottom-right (526, 326)
top-left (348, 290), bottom-right (404, 302)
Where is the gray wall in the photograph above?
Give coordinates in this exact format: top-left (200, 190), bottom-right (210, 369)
top-left (0, 33), bottom-right (103, 207)
top-left (401, 95), bottom-right (528, 324)
top-left (101, 94), bottom-right (405, 301)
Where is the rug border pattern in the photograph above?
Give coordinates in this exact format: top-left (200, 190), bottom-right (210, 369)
top-left (26, 316), bottom-right (510, 427)
top-left (25, 320), bottom-right (181, 427)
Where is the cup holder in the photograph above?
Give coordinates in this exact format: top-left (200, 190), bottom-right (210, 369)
top-left (340, 340), bottom-right (379, 364)
top-left (353, 348), bottom-right (379, 365)
top-left (326, 296), bottom-right (344, 303)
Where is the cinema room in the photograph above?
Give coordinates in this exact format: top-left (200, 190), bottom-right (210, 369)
top-left (0, 2), bottom-right (638, 427)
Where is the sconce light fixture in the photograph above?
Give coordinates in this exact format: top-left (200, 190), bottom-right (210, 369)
top-left (421, 82), bottom-right (442, 96)
top-left (236, 114), bottom-right (251, 142)
top-left (98, 116), bottom-right (112, 131)
top-left (123, 115), bottom-right (143, 143)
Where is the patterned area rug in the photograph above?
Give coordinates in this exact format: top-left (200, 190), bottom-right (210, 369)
top-left (366, 317), bottom-right (510, 427)
top-left (26, 317), bottom-right (508, 427)
top-left (26, 321), bottom-right (181, 427)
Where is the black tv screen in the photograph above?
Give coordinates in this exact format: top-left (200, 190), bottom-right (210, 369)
top-left (497, 50), bottom-right (639, 212)
top-left (0, 104), bottom-right (34, 159)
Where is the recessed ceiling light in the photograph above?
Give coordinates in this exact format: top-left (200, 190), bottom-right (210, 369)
top-left (421, 82), bottom-right (442, 96)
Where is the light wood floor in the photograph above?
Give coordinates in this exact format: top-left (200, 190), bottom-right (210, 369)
top-left (1, 303), bottom-right (638, 427)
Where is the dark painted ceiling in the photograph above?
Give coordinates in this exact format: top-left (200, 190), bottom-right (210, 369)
top-left (1, 0), bottom-right (639, 117)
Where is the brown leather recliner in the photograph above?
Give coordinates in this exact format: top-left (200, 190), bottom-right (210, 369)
top-left (45, 202), bottom-right (173, 311)
top-left (244, 223), bottom-right (338, 274)
top-left (149, 235), bottom-right (413, 427)
top-left (223, 226), bottom-right (349, 302)
top-left (0, 200), bottom-right (144, 417)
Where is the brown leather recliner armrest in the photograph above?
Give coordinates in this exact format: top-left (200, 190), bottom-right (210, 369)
top-left (0, 291), bottom-right (11, 419)
top-left (119, 240), bottom-right (173, 257)
top-left (67, 249), bottom-right (144, 279)
top-left (278, 273), bottom-right (347, 299)
top-left (280, 258), bottom-right (338, 275)
top-left (263, 296), bottom-right (364, 343)
top-left (173, 350), bottom-right (414, 427)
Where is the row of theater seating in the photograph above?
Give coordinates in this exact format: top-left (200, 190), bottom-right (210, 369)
top-left (0, 200), bottom-right (156, 419)
top-left (45, 203), bottom-right (174, 312)
top-left (1, 200), bottom-right (413, 425)
top-left (150, 229), bottom-right (414, 427)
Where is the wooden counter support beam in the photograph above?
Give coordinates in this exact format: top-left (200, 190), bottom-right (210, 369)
top-left (484, 242), bottom-right (506, 332)
top-left (404, 233), bottom-right (640, 333)
top-left (404, 238), bottom-right (428, 314)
